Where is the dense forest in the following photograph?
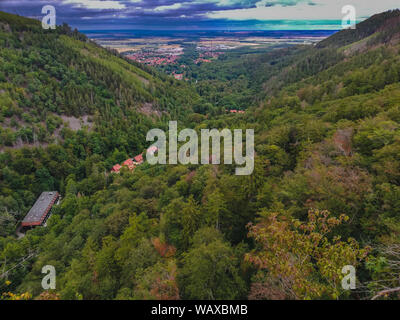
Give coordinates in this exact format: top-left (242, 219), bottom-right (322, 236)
top-left (1, 9), bottom-right (400, 300)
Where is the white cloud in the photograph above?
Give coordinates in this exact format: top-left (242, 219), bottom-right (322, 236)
top-left (207, 0), bottom-right (400, 20)
top-left (154, 3), bottom-right (183, 12)
top-left (63, 0), bottom-right (127, 10)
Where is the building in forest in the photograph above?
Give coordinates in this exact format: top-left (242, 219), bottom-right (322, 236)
top-left (111, 164), bottom-right (122, 173)
top-left (123, 158), bottom-right (136, 171)
top-left (110, 147), bottom-right (156, 174)
top-left (134, 154), bottom-right (144, 164)
top-left (21, 192), bottom-right (60, 230)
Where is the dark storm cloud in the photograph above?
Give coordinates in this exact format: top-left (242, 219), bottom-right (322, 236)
top-left (0, 1), bottom-right (394, 30)
top-left (0, 0), bottom-right (300, 23)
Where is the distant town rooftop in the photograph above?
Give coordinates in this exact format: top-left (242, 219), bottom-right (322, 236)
top-left (21, 192), bottom-right (59, 227)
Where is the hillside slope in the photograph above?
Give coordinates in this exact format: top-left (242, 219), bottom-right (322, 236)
top-left (0, 11), bottom-right (198, 151)
top-left (245, 9), bottom-right (400, 97)
top-left (318, 9), bottom-right (400, 49)
top-left (1, 10), bottom-right (400, 301)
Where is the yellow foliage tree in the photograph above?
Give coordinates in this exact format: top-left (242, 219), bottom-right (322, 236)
top-left (246, 209), bottom-right (370, 300)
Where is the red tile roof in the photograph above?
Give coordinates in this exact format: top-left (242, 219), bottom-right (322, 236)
top-left (173, 73), bottom-right (183, 80)
top-left (123, 158), bottom-right (136, 170)
top-left (111, 150), bottom-right (150, 174)
top-left (123, 158), bottom-right (134, 166)
top-left (134, 154), bottom-right (144, 163)
top-left (229, 110), bottom-right (245, 114)
top-left (111, 164), bottom-right (122, 173)
top-left (147, 146), bottom-right (158, 155)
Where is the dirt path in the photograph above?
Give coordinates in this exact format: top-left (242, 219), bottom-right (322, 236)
top-left (15, 224), bottom-right (25, 239)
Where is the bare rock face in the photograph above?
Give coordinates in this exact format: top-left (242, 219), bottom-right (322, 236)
top-left (333, 128), bottom-right (353, 156)
top-left (0, 22), bottom-right (11, 33)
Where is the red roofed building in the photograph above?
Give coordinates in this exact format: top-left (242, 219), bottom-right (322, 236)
top-left (111, 164), bottom-right (122, 173)
top-left (147, 146), bottom-right (158, 155)
top-left (134, 154), bottom-right (144, 164)
top-left (110, 151), bottom-right (148, 174)
top-left (123, 158), bottom-right (136, 171)
top-left (173, 73), bottom-right (183, 80)
top-left (228, 110), bottom-right (245, 114)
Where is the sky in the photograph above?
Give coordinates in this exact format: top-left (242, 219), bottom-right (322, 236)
top-left (0, 0), bottom-right (399, 30)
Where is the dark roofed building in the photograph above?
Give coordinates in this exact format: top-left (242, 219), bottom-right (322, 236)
top-left (21, 192), bottom-right (60, 228)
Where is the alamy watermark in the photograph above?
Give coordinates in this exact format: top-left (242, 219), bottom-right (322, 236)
top-left (41, 5), bottom-right (56, 30)
top-left (41, 265), bottom-right (56, 290)
top-left (341, 265), bottom-right (356, 290)
top-left (342, 5), bottom-right (356, 30)
top-left (146, 121), bottom-right (254, 176)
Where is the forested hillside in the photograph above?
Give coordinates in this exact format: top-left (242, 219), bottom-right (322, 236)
top-left (318, 9), bottom-right (400, 48)
top-left (1, 10), bottom-right (400, 300)
top-left (0, 10), bottom-right (198, 150)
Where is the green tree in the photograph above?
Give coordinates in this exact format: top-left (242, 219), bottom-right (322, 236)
top-left (178, 228), bottom-right (246, 299)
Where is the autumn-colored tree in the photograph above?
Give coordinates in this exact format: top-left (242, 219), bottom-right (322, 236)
top-left (1, 281), bottom-right (32, 300)
top-left (133, 260), bottom-right (180, 300)
top-left (1, 291), bottom-right (32, 300)
top-left (152, 237), bottom-right (176, 258)
top-left (36, 291), bottom-right (61, 300)
top-left (246, 209), bottom-right (370, 300)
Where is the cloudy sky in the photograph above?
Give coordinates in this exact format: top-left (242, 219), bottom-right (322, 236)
top-left (0, 0), bottom-right (399, 30)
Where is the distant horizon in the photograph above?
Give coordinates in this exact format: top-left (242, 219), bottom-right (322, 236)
top-left (81, 29), bottom-right (339, 34)
top-left (75, 19), bottom-right (347, 32)
top-left (78, 26), bottom-right (342, 33)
